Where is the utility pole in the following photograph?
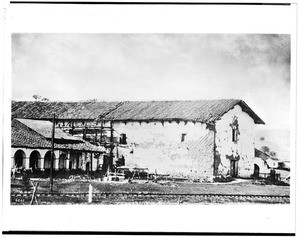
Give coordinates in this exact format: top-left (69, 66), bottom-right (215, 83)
top-left (95, 129), bottom-right (98, 143)
top-left (109, 121), bottom-right (114, 170)
top-left (99, 120), bottom-right (103, 145)
top-left (50, 113), bottom-right (55, 192)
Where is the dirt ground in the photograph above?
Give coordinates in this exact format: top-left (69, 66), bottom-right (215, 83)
top-left (11, 177), bottom-right (290, 205)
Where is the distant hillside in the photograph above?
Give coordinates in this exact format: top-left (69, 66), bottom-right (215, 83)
top-left (255, 128), bottom-right (290, 161)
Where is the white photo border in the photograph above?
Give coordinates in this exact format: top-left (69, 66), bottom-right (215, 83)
top-left (2, 2), bottom-right (298, 234)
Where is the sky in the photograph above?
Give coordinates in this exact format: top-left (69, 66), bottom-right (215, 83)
top-left (12, 33), bottom-right (290, 130)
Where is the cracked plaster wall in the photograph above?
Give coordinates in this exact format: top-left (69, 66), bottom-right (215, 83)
top-left (113, 121), bottom-right (214, 179)
top-left (215, 105), bottom-right (256, 177)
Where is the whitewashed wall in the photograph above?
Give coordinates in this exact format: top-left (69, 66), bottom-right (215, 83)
top-left (112, 121), bottom-right (214, 179)
top-left (266, 159), bottom-right (279, 169)
top-left (215, 105), bottom-right (256, 177)
top-left (253, 157), bottom-right (270, 174)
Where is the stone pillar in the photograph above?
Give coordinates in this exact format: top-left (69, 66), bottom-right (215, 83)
top-left (54, 157), bottom-right (59, 171)
top-left (53, 150), bottom-right (60, 170)
top-left (11, 157), bottom-right (15, 169)
top-left (65, 151), bottom-right (70, 171)
top-left (24, 157), bottom-right (30, 169)
top-left (91, 153), bottom-right (94, 171)
top-left (39, 157), bottom-right (45, 171)
top-left (91, 153), bottom-right (95, 171)
top-left (92, 153), bottom-right (98, 171)
top-left (98, 154), bottom-right (104, 170)
top-left (82, 152), bottom-right (86, 171)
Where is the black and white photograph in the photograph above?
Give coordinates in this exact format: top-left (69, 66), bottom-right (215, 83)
top-left (1, 2), bottom-right (297, 235)
top-left (10, 33), bottom-right (291, 205)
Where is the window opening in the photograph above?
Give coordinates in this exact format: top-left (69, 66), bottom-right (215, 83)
top-left (120, 133), bottom-right (127, 145)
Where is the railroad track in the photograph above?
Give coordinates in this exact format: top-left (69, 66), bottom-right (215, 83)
top-left (11, 192), bottom-right (290, 199)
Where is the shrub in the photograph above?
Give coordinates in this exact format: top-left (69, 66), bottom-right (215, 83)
top-left (213, 175), bottom-right (234, 183)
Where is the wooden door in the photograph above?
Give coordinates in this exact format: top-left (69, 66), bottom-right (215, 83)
top-left (253, 164), bottom-right (260, 178)
top-left (230, 160), bottom-right (238, 178)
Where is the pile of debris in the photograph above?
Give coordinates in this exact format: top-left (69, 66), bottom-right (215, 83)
top-left (69, 174), bottom-right (92, 181)
top-left (101, 166), bottom-right (150, 182)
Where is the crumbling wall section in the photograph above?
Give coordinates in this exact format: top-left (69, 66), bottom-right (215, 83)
top-left (113, 121), bottom-right (214, 179)
top-left (215, 105), bottom-right (256, 177)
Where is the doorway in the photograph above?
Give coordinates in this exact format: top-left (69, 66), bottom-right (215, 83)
top-left (230, 160), bottom-right (238, 178)
top-left (14, 150), bottom-right (25, 168)
top-left (86, 162), bottom-right (90, 174)
top-left (253, 164), bottom-right (260, 178)
top-left (59, 154), bottom-right (66, 170)
top-left (29, 150), bottom-right (41, 170)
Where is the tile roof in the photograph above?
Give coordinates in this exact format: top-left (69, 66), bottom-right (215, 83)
top-left (11, 99), bottom-right (265, 124)
top-left (11, 119), bottom-right (105, 152)
top-left (104, 100), bottom-right (265, 124)
top-left (255, 148), bottom-right (278, 161)
top-left (11, 101), bottom-right (120, 120)
top-left (16, 118), bottom-right (80, 141)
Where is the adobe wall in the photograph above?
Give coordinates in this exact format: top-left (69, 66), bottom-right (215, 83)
top-left (215, 105), bottom-right (256, 177)
top-left (112, 121), bottom-right (214, 179)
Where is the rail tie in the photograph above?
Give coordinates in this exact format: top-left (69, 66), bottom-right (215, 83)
top-left (11, 192), bottom-right (290, 199)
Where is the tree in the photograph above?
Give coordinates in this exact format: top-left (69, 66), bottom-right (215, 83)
top-left (32, 95), bottom-right (49, 102)
top-left (81, 98), bottom-right (98, 102)
top-left (261, 146), bottom-right (270, 153)
top-left (261, 146), bottom-right (277, 158)
top-left (33, 95), bottom-right (41, 101)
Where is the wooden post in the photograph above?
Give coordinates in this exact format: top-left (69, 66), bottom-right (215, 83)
top-left (95, 129), bottom-right (98, 143)
top-left (50, 113), bottom-right (55, 192)
top-left (30, 181), bottom-right (39, 205)
top-left (83, 124), bottom-right (87, 140)
top-left (88, 184), bottom-right (93, 204)
top-left (90, 152), bottom-right (93, 172)
top-left (109, 121), bottom-right (114, 170)
top-left (71, 122), bottom-right (74, 136)
top-left (100, 121), bottom-right (103, 144)
top-left (178, 196), bottom-right (181, 205)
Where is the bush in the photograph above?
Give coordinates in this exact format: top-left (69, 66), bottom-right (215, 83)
top-left (252, 179), bottom-right (290, 186)
top-left (21, 171), bottom-right (31, 192)
top-left (274, 180), bottom-right (290, 186)
top-left (213, 175), bottom-right (234, 183)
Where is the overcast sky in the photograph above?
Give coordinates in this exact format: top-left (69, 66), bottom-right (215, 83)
top-left (12, 34), bottom-right (290, 130)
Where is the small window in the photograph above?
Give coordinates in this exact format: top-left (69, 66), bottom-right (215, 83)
top-left (120, 134), bottom-right (127, 145)
top-left (232, 128), bottom-right (240, 142)
top-left (232, 128), bottom-right (237, 142)
top-left (181, 133), bottom-right (186, 142)
top-left (230, 117), bottom-right (239, 143)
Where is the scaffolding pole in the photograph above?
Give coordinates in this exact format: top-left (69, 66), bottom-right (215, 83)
top-left (50, 113), bottom-right (55, 192)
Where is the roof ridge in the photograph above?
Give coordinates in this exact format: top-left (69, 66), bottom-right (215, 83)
top-left (11, 99), bottom-right (264, 124)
